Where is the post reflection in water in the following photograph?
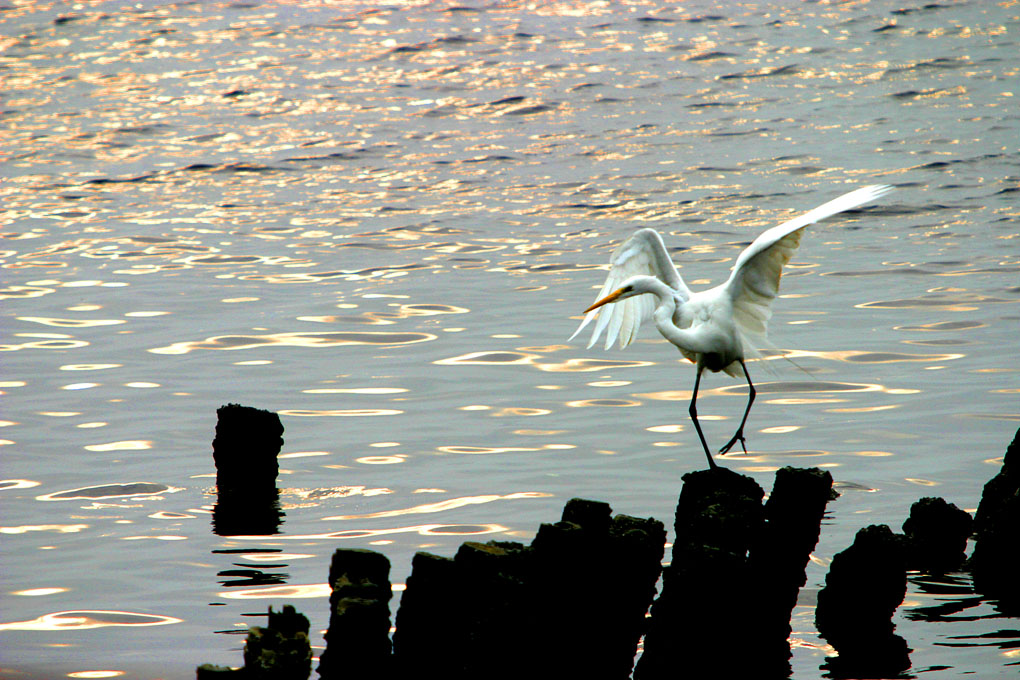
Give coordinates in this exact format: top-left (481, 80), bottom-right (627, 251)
top-left (1, 0), bottom-right (1018, 677)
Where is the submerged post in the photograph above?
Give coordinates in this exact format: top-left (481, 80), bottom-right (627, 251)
top-left (210, 403), bottom-right (285, 535)
top-left (815, 524), bottom-right (911, 677)
top-left (969, 426), bottom-right (1020, 611)
top-left (243, 605), bottom-right (312, 679)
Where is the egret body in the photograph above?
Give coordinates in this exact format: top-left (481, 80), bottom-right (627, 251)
top-left (572, 184), bottom-right (894, 469)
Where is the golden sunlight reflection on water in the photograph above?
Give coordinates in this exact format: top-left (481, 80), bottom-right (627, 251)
top-left (0, 610), bottom-right (182, 632)
top-left (436, 445), bottom-right (574, 455)
top-left (3, 337), bottom-right (90, 351)
top-left (35, 484), bottom-right (182, 502)
top-left (218, 583), bottom-right (332, 600)
top-left (83, 440), bottom-right (152, 452)
top-left (279, 451), bottom-right (332, 459)
top-left (149, 511), bottom-right (196, 520)
top-left (218, 582), bottom-right (408, 601)
top-left (436, 350), bottom-right (654, 373)
top-left (240, 553), bottom-right (316, 562)
top-left (566, 398), bottom-right (642, 408)
top-left (17, 316), bottom-right (126, 328)
top-left (0, 479), bottom-right (41, 490)
top-left (226, 524), bottom-right (511, 542)
top-left (279, 486), bottom-right (394, 505)
top-left (322, 492), bottom-right (551, 520)
top-left (11, 588), bottom-right (68, 597)
top-left (491, 407), bottom-right (552, 417)
top-left (354, 455), bottom-right (406, 464)
top-left (149, 331), bottom-right (437, 354)
top-left (303, 387), bottom-right (409, 394)
top-left (280, 409), bottom-right (404, 417)
top-left (1, 524), bottom-right (89, 535)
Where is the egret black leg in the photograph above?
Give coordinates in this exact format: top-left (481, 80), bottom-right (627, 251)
top-left (688, 366), bottom-right (718, 469)
top-left (719, 360), bottom-right (756, 455)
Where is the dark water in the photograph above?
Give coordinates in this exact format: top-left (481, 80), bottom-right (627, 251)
top-left (2, 0), bottom-right (1019, 677)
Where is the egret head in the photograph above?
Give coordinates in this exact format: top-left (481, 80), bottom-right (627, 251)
top-left (583, 276), bottom-right (653, 313)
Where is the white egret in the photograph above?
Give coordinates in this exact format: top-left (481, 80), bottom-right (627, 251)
top-left (571, 184), bottom-right (894, 469)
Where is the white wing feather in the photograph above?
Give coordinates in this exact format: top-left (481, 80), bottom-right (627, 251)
top-left (570, 228), bottom-right (691, 349)
top-left (724, 184), bottom-right (894, 349)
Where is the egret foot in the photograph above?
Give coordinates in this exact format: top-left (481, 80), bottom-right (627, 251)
top-left (719, 430), bottom-right (748, 455)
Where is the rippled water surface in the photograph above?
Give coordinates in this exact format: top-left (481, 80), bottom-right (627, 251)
top-left (3, 0), bottom-right (1019, 677)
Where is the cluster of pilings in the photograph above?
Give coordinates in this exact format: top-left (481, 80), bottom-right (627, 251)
top-left (201, 405), bottom-right (1020, 678)
top-left (317, 499), bottom-right (668, 680)
top-left (390, 498), bottom-right (664, 680)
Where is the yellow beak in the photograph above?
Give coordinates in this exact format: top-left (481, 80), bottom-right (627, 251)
top-left (583, 288), bottom-right (626, 314)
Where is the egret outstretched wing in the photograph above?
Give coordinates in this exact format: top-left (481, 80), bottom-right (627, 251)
top-left (571, 228), bottom-right (691, 349)
top-left (723, 184), bottom-right (894, 348)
